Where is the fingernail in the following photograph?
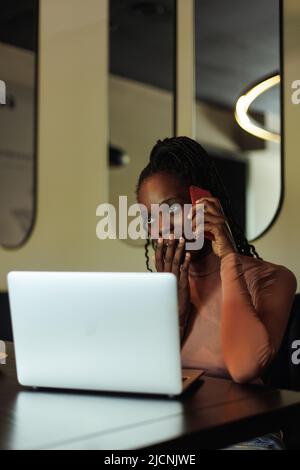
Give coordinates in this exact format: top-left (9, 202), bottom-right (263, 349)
top-left (179, 237), bottom-right (185, 244)
top-left (158, 238), bottom-right (163, 244)
top-left (169, 233), bottom-right (174, 240)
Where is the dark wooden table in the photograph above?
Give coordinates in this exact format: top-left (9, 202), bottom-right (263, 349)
top-left (1, 343), bottom-right (300, 450)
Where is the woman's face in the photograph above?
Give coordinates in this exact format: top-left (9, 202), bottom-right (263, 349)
top-left (137, 172), bottom-right (211, 260)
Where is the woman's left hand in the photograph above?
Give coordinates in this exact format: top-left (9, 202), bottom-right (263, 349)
top-left (188, 197), bottom-right (237, 259)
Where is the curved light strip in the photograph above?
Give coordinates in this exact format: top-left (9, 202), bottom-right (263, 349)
top-left (235, 74), bottom-right (281, 143)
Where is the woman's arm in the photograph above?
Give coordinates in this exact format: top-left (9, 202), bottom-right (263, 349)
top-left (220, 253), bottom-right (297, 383)
top-left (189, 196), bottom-right (297, 383)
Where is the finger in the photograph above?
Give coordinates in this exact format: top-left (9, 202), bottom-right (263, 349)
top-left (187, 204), bottom-right (206, 233)
top-left (187, 204), bottom-right (224, 238)
top-left (200, 221), bottom-right (236, 249)
top-left (171, 237), bottom-right (185, 278)
top-left (195, 222), bottom-right (225, 239)
top-left (193, 223), bottom-right (215, 241)
top-left (191, 206), bottom-right (226, 232)
top-left (155, 238), bottom-right (164, 272)
top-left (201, 213), bottom-right (225, 225)
top-left (187, 203), bottom-right (205, 220)
top-left (196, 197), bottom-right (223, 214)
top-left (196, 196), bottom-right (220, 205)
top-left (195, 199), bottom-right (222, 217)
top-left (164, 234), bottom-right (176, 272)
top-left (179, 252), bottom-right (191, 287)
top-left (187, 201), bottom-right (214, 225)
top-left (190, 208), bottom-right (223, 232)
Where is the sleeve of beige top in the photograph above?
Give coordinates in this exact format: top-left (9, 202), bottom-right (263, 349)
top-left (220, 252), bottom-right (297, 383)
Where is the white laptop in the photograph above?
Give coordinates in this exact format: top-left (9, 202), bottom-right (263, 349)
top-left (7, 272), bottom-right (203, 396)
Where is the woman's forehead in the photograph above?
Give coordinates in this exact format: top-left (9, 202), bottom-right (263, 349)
top-left (138, 173), bottom-right (189, 206)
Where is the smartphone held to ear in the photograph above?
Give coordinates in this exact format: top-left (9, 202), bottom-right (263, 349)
top-left (189, 185), bottom-right (212, 203)
top-left (189, 185), bottom-right (238, 252)
top-left (189, 185), bottom-right (214, 241)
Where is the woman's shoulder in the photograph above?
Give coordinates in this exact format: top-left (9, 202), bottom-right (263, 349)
top-left (238, 252), bottom-right (297, 289)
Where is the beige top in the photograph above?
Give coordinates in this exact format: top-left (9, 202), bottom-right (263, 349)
top-left (181, 252), bottom-right (297, 383)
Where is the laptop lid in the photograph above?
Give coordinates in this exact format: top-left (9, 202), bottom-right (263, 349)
top-left (8, 271), bottom-right (183, 395)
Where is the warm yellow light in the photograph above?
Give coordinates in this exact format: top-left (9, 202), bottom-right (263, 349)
top-left (235, 74), bottom-right (281, 143)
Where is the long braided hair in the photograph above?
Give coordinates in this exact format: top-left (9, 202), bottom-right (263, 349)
top-left (136, 137), bottom-right (261, 272)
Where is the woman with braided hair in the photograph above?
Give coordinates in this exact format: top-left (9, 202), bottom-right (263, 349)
top-left (137, 136), bottom-right (296, 382)
top-left (136, 136), bottom-right (297, 449)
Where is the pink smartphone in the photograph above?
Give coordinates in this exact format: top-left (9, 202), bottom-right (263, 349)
top-left (189, 185), bottom-right (214, 241)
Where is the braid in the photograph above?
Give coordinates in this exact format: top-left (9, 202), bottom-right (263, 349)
top-left (137, 136), bottom-right (261, 271)
top-left (145, 238), bottom-right (153, 273)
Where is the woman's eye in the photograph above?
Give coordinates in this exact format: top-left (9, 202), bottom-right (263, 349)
top-left (147, 216), bottom-right (155, 225)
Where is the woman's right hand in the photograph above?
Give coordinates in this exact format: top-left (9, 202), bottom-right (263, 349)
top-left (153, 235), bottom-right (192, 337)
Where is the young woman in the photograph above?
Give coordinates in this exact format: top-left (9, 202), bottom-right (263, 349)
top-left (136, 136), bottom-right (297, 450)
